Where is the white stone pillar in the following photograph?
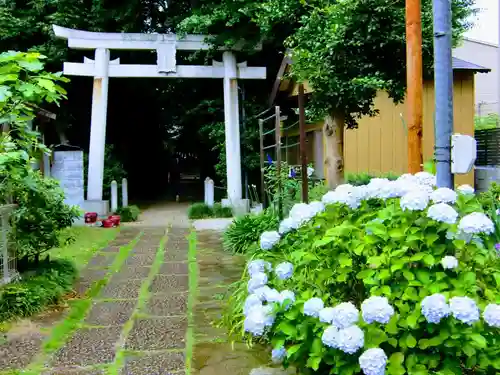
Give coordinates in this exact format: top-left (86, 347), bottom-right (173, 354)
top-left (87, 48), bottom-right (110, 202)
top-left (110, 180), bottom-right (118, 213)
top-left (121, 178), bottom-right (128, 207)
top-left (222, 51), bottom-right (242, 203)
top-left (204, 177), bottom-right (214, 207)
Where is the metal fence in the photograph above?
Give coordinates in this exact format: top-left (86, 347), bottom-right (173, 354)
top-left (0, 204), bottom-right (17, 285)
top-left (475, 128), bottom-right (500, 167)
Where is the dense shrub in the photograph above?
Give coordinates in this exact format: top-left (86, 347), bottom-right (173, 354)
top-left (0, 258), bottom-right (78, 321)
top-left (223, 209), bottom-right (279, 254)
top-left (188, 202), bottom-right (233, 219)
top-left (116, 205), bottom-right (140, 222)
top-left (224, 174), bottom-right (500, 375)
top-left (346, 172), bottom-right (399, 186)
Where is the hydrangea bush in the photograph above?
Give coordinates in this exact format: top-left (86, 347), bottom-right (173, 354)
top-left (222, 175), bottom-right (500, 374)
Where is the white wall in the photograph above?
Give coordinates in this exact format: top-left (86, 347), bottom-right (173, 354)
top-left (453, 38), bottom-right (498, 115)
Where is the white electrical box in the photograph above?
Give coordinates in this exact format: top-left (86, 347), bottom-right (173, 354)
top-left (451, 134), bottom-right (477, 174)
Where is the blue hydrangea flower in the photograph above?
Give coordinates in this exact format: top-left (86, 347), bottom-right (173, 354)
top-left (458, 213), bottom-right (495, 235)
top-left (263, 288), bottom-right (281, 303)
top-left (243, 304), bottom-right (275, 336)
top-left (331, 302), bottom-right (359, 329)
top-left (253, 285), bottom-right (272, 301)
top-left (319, 307), bottom-right (336, 323)
top-left (279, 290), bottom-right (295, 309)
top-left (441, 255), bottom-right (458, 270)
top-left (421, 294), bottom-right (450, 323)
top-left (247, 260), bottom-right (272, 277)
top-left (260, 231), bottom-right (281, 250)
top-left (247, 272), bottom-right (268, 294)
top-left (243, 294), bottom-right (262, 316)
top-left (322, 325), bottom-right (364, 354)
top-left (400, 190), bottom-right (429, 211)
top-left (449, 296), bottom-right (480, 325)
top-left (361, 296), bottom-right (394, 324)
top-left (427, 203), bottom-right (458, 224)
top-left (303, 297), bottom-right (324, 317)
top-left (279, 218), bottom-right (295, 234)
top-left (359, 348), bottom-right (387, 375)
top-left (431, 187), bottom-right (458, 204)
top-left (457, 184), bottom-right (474, 195)
top-left (271, 346), bottom-right (287, 363)
top-left (275, 262), bottom-right (294, 280)
top-left (483, 304), bottom-right (500, 328)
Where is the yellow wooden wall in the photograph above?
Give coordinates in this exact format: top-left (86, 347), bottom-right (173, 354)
top-left (343, 71), bottom-right (474, 186)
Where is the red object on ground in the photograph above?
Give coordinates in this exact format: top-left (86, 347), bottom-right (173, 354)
top-left (108, 215), bottom-right (121, 226)
top-left (84, 212), bottom-right (98, 224)
top-left (102, 219), bottom-right (115, 228)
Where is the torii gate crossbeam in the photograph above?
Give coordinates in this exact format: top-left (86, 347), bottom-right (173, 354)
top-left (53, 25), bottom-right (266, 214)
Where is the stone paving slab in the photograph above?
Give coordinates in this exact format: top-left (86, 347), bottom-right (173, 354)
top-left (143, 294), bottom-right (187, 317)
top-left (85, 300), bottom-right (136, 326)
top-left (121, 351), bottom-right (185, 374)
top-left (158, 262), bottom-right (189, 275)
top-left (110, 266), bottom-right (152, 281)
top-left (150, 275), bottom-right (189, 294)
top-left (74, 269), bottom-right (108, 295)
top-left (42, 367), bottom-right (106, 375)
top-left (124, 253), bottom-right (157, 267)
top-left (125, 317), bottom-right (187, 350)
top-left (0, 332), bottom-right (46, 370)
top-left (163, 250), bottom-right (188, 262)
top-left (99, 279), bottom-right (143, 299)
top-left (100, 246), bottom-right (122, 253)
top-left (87, 253), bottom-right (116, 269)
top-left (52, 327), bottom-right (121, 367)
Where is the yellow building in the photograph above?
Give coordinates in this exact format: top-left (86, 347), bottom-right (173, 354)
top-left (271, 57), bottom-right (490, 186)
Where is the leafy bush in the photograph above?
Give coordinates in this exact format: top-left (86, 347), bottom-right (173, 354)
top-left (224, 175), bottom-right (500, 374)
top-left (346, 172), bottom-right (399, 186)
top-left (116, 205), bottom-right (140, 222)
top-left (475, 114), bottom-right (499, 131)
top-left (188, 202), bottom-right (233, 219)
top-left (8, 171), bottom-right (81, 260)
top-left (0, 258), bottom-right (77, 321)
top-left (223, 209), bottom-right (279, 254)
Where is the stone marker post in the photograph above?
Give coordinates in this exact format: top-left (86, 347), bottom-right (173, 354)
top-left (122, 178), bottom-right (128, 207)
top-left (204, 177), bottom-right (214, 207)
top-left (111, 180), bottom-right (118, 213)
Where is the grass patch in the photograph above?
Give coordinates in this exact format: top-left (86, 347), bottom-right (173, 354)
top-left (188, 202), bottom-right (232, 220)
top-left (48, 226), bottom-right (120, 270)
top-left (23, 232), bottom-right (142, 375)
top-left (186, 230), bottom-right (198, 375)
top-left (110, 229), bottom-right (168, 375)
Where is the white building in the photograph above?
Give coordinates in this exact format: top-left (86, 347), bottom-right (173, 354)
top-left (453, 37), bottom-right (499, 116)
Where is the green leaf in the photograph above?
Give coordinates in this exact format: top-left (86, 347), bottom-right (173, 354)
top-left (286, 344), bottom-right (301, 357)
top-left (313, 236), bottom-right (334, 247)
top-left (389, 228), bottom-right (405, 239)
top-left (18, 59), bottom-right (44, 72)
top-left (406, 333), bottom-right (417, 348)
top-left (278, 321), bottom-right (297, 337)
top-left (470, 333), bottom-right (487, 349)
top-left (338, 253), bottom-right (352, 267)
top-left (423, 254), bottom-right (435, 266)
top-left (388, 352), bottom-right (405, 375)
top-left (36, 78), bottom-right (56, 91)
top-left (357, 270), bottom-right (375, 280)
top-left (403, 270), bottom-right (415, 281)
top-left (462, 344), bottom-right (476, 357)
top-left (306, 356), bottom-right (322, 370)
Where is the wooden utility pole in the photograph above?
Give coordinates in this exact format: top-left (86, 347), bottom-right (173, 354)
top-left (298, 84), bottom-right (309, 203)
top-left (406, 0), bottom-right (424, 173)
top-left (275, 106), bottom-right (283, 219)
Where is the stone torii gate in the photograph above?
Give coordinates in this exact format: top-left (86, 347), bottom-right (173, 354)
top-left (53, 25), bottom-right (266, 214)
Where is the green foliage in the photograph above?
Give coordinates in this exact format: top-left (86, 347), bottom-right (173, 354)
top-left (0, 258), bottom-right (77, 322)
top-left (308, 182), bottom-right (329, 202)
top-left (475, 114), bottom-right (499, 130)
top-left (188, 202), bottom-right (233, 220)
top-left (223, 209), bottom-right (279, 254)
top-left (225, 188), bottom-right (500, 374)
top-left (346, 172), bottom-right (399, 186)
top-left (115, 205), bottom-right (140, 222)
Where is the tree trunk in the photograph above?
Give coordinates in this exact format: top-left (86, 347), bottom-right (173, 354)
top-left (323, 112), bottom-right (345, 189)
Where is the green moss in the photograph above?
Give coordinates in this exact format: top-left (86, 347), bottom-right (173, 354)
top-left (185, 230), bottom-right (198, 375)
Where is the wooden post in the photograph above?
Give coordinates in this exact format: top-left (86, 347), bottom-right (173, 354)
top-left (298, 83), bottom-right (309, 203)
top-left (406, 0), bottom-right (423, 173)
top-left (275, 106), bottom-right (283, 220)
top-left (259, 119), bottom-right (266, 208)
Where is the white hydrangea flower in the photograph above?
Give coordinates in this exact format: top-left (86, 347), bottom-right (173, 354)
top-left (244, 304), bottom-right (275, 336)
top-left (307, 166), bottom-right (315, 177)
top-left (397, 173), bottom-right (418, 185)
top-left (352, 185), bottom-right (371, 201)
top-left (271, 346), bottom-right (287, 363)
top-left (415, 171), bottom-right (436, 186)
top-left (427, 203), bottom-right (458, 224)
top-left (441, 255), bottom-right (458, 270)
top-left (260, 231), bottom-right (281, 250)
top-left (431, 187), bottom-right (458, 204)
top-left (421, 294), bottom-right (450, 323)
top-left (323, 190), bottom-right (360, 209)
top-left (247, 260), bottom-right (271, 277)
top-left (372, 180), bottom-right (400, 200)
top-left (278, 218), bottom-right (295, 234)
top-left (458, 212), bottom-right (495, 235)
top-left (449, 296), bottom-right (480, 325)
top-left (264, 288), bottom-right (281, 303)
top-left (323, 325), bottom-right (365, 354)
top-left (335, 184), bottom-right (355, 194)
top-left (288, 203), bottom-right (316, 227)
top-left (247, 272), bottom-right (268, 293)
top-left (275, 262), bottom-right (294, 280)
top-left (483, 304), bottom-right (500, 328)
top-left (457, 184), bottom-right (474, 195)
top-left (244, 294), bottom-right (262, 316)
top-left (330, 302), bottom-right (360, 329)
top-left (361, 296), bottom-right (394, 324)
top-left (303, 297), bottom-right (324, 317)
top-left (253, 285), bottom-right (272, 301)
top-left (319, 307), bottom-right (336, 323)
top-left (308, 201), bottom-right (325, 215)
top-left (359, 348), bottom-right (388, 375)
top-left (400, 190), bottom-right (430, 211)
top-left (279, 290), bottom-right (295, 309)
